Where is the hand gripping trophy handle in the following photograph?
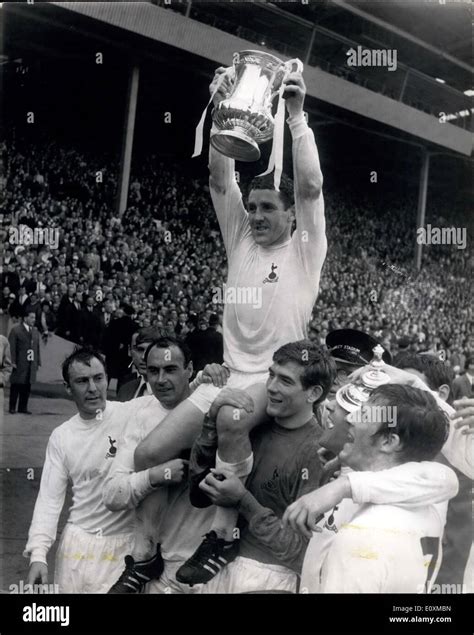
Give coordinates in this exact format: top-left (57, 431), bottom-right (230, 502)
top-left (270, 58), bottom-right (304, 102)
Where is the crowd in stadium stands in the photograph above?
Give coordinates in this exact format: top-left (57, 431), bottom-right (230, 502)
top-left (1, 135), bottom-right (472, 383)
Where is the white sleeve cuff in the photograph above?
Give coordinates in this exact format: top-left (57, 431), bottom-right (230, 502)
top-left (287, 112), bottom-right (309, 139)
top-left (26, 549), bottom-right (48, 566)
top-left (190, 370), bottom-right (204, 392)
top-left (130, 469), bottom-right (157, 502)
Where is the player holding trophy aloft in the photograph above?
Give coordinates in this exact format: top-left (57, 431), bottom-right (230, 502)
top-left (135, 54), bottom-right (327, 586)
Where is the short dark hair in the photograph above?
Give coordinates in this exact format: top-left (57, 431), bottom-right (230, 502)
top-left (136, 326), bottom-right (161, 345)
top-left (248, 172), bottom-right (294, 210)
top-left (144, 336), bottom-right (192, 367)
top-left (272, 339), bottom-right (336, 404)
top-left (209, 313), bottom-right (219, 327)
top-left (393, 352), bottom-right (454, 393)
top-left (62, 347), bottom-right (107, 385)
top-left (465, 355), bottom-right (473, 371)
top-left (369, 384), bottom-right (449, 463)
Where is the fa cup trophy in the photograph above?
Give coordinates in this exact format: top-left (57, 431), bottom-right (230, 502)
top-left (210, 50), bottom-right (302, 162)
top-left (336, 345), bottom-right (390, 412)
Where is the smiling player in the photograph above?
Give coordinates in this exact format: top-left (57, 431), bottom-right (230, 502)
top-left (24, 348), bottom-right (149, 593)
top-left (185, 340), bottom-right (334, 593)
top-left (135, 64), bottom-right (328, 584)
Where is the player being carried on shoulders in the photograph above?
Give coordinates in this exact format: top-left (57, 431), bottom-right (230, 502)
top-left (134, 63), bottom-right (327, 585)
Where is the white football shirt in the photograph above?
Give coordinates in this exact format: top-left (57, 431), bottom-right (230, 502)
top-left (210, 122), bottom-right (326, 374)
top-left (318, 501), bottom-right (446, 593)
top-left (24, 398), bottom-right (150, 564)
top-left (300, 462), bottom-right (458, 593)
top-left (103, 395), bottom-right (215, 562)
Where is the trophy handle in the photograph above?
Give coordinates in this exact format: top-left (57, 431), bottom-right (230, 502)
top-left (285, 58), bottom-right (303, 74)
top-left (218, 66), bottom-right (236, 99)
top-left (270, 58), bottom-right (304, 101)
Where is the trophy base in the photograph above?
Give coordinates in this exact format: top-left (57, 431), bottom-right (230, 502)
top-left (211, 130), bottom-right (260, 162)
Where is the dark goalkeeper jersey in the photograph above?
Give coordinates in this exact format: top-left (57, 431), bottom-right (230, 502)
top-left (239, 416), bottom-right (324, 573)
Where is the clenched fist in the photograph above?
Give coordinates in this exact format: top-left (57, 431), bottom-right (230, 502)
top-left (210, 66), bottom-right (235, 107)
top-left (149, 458), bottom-right (189, 486)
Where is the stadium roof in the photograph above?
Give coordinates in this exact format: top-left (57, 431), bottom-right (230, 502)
top-left (343, 0), bottom-right (472, 69)
top-left (304, 0), bottom-right (472, 86)
top-left (1, 1), bottom-right (471, 196)
top-left (195, 0), bottom-right (473, 94)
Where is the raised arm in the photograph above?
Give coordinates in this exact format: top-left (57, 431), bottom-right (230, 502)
top-left (284, 72), bottom-right (327, 276)
top-left (208, 67), bottom-right (236, 196)
top-left (442, 397), bottom-right (474, 479)
top-left (208, 67), bottom-right (249, 255)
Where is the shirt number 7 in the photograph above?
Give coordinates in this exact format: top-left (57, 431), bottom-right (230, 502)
top-left (420, 536), bottom-right (441, 593)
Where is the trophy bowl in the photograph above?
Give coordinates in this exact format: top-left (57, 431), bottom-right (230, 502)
top-left (211, 50), bottom-right (288, 162)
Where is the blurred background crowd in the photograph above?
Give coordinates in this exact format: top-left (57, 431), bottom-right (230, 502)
top-left (1, 133), bottom-right (472, 386)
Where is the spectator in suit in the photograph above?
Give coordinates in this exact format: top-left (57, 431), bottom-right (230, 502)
top-left (16, 285), bottom-right (30, 311)
top-left (8, 288), bottom-right (25, 321)
top-left (201, 313), bottom-right (224, 368)
top-left (8, 310), bottom-right (41, 414)
top-left (24, 293), bottom-right (42, 325)
top-left (80, 296), bottom-right (103, 349)
top-left (18, 269), bottom-right (28, 291)
top-left (184, 314), bottom-right (209, 374)
top-left (103, 304), bottom-right (138, 390)
top-left (117, 326), bottom-right (160, 402)
top-left (38, 301), bottom-right (56, 344)
top-left (56, 283), bottom-right (78, 340)
top-left (4, 293), bottom-right (18, 326)
top-left (452, 356), bottom-right (474, 400)
top-left (2, 263), bottom-right (20, 295)
top-left (99, 298), bottom-right (114, 346)
top-left (20, 270), bottom-right (36, 295)
top-left (0, 334), bottom-right (12, 414)
top-left (1, 286), bottom-right (12, 312)
top-left (31, 271), bottom-right (49, 296)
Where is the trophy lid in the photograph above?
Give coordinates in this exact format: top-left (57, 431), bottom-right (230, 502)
top-left (361, 344), bottom-right (390, 389)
